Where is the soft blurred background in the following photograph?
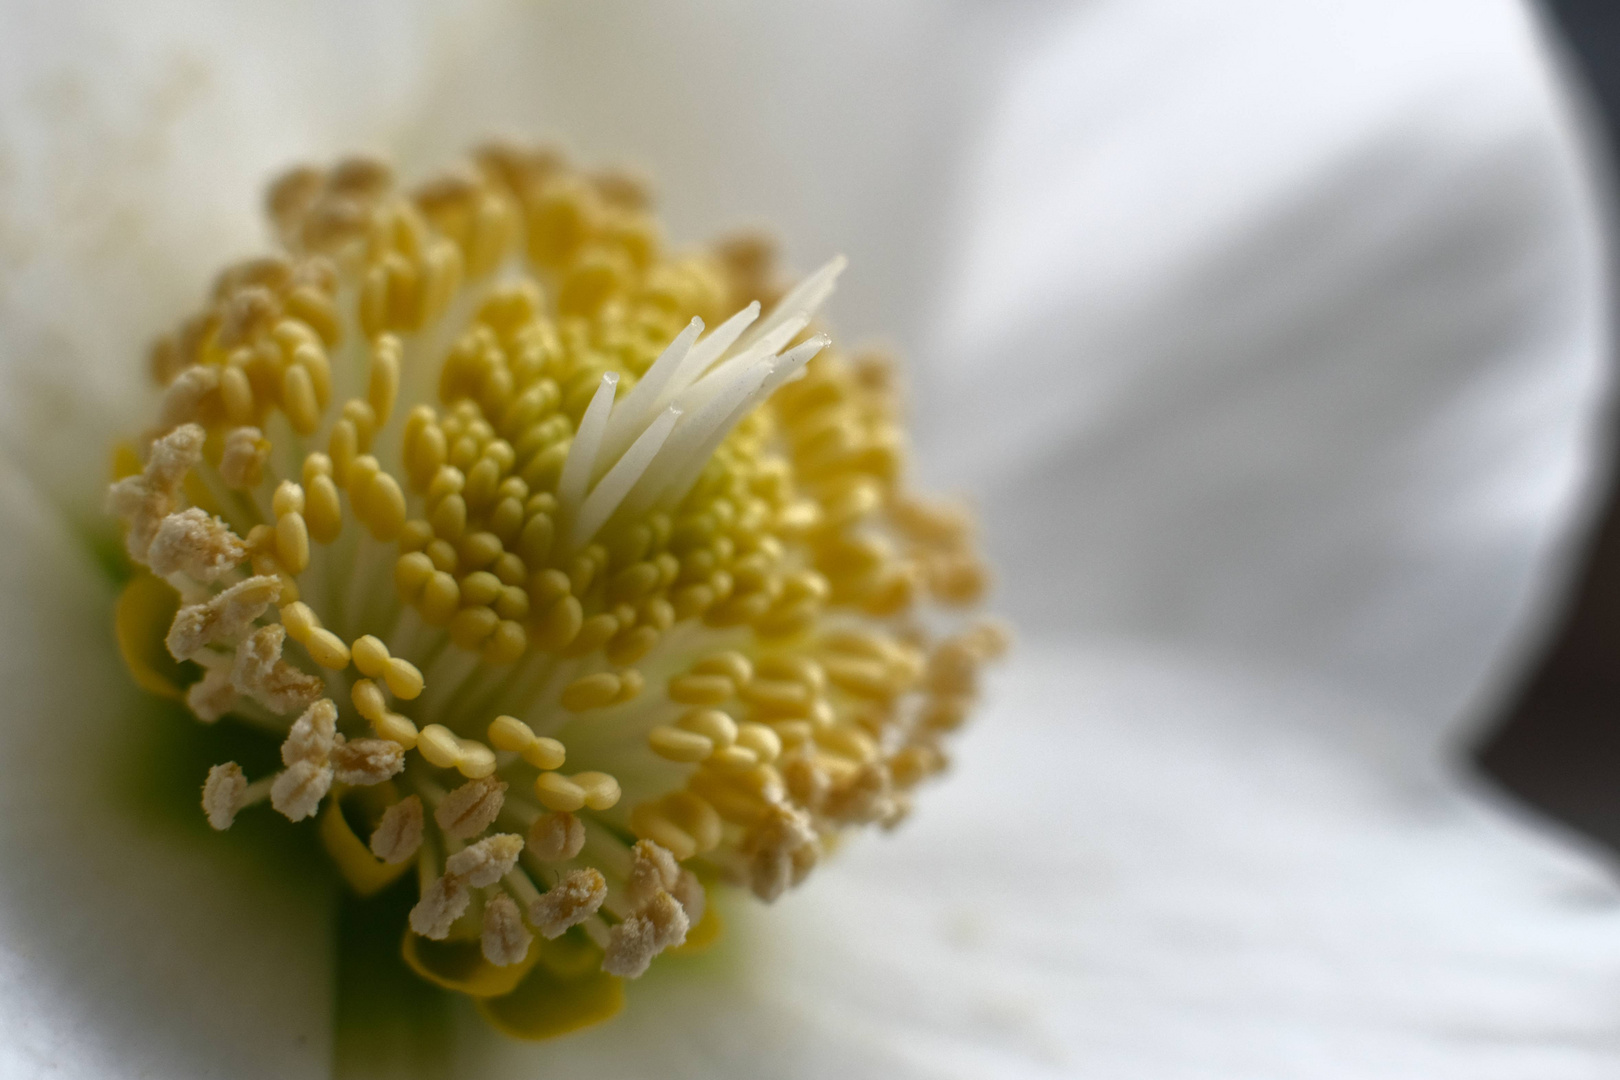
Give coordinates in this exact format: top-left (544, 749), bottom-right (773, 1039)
top-left (3, 1), bottom-right (1620, 1077)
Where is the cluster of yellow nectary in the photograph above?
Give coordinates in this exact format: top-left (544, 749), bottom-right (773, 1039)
top-left (108, 141), bottom-right (1003, 1036)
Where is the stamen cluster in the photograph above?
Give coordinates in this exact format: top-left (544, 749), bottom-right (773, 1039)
top-left (108, 142), bottom-right (1002, 1023)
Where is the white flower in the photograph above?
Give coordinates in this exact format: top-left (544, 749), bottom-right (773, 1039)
top-left (2, 1), bottom-right (1619, 1078)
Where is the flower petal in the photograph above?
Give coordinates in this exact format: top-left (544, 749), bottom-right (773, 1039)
top-left (0, 458), bottom-right (336, 1078)
top-left (459, 643), bottom-right (1620, 1076)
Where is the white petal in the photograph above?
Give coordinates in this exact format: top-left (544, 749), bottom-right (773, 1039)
top-left (458, 644), bottom-right (1620, 1077)
top-left (0, 459), bottom-right (334, 1078)
top-left (916, 0), bottom-right (1609, 729)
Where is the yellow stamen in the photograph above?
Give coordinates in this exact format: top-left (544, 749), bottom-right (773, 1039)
top-left (108, 141), bottom-right (1001, 1036)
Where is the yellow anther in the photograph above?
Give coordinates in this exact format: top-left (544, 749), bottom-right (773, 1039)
top-left (458, 531), bottom-right (503, 570)
top-left (362, 470), bottom-right (407, 540)
top-left (220, 363), bottom-right (255, 425)
top-left (417, 724), bottom-right (462, 769)
top-left (302, 451), bottom-right (332, 484)
top-left (394, 552), bottom-right (435, 601)
top-left (429, 493), bottom-right (467, 539)
top-left (425, 539), bottom-right (458, 573)
top-left (609, 561), bottom-right (661, 604)
top-left (818, 725), bottom-right (878, 763)
top-left (560, 671), bottom-right (623, 712)
top-left (459, 571), bottom-right (502, 607)
top-left (329, 420), bottom-right (358, 487)
top-left (641, 596), bottom-right (676, 632)
top-left (293, 341), bottom-right (332, 409)
top-left (352, 635), bottom-right (390, 677)
top-left (419, 571), bottom-right (461, 625)
top-left (534, 594), bottom-right (583, 652)
top-left (605, 625), bottom-right (659, 666)
top-left (405, 421), bottom-right (447, 491)
top-left (668, 673), bottom-right (734, 706)
top-left (692, 650), bottom-right (753, 684)
top-left (306, 474), bottom-right (342, 544)
top-left (572, 772), bottom-right (621, 810)
top-left (494, 585), bottom-right (529, 622)
top-left (565, 613), bottom-right (618, 658)
top-left (272, 480), bottom-right (305, 517)
top-left (304, 627), bottom-right (351, 670)
top-left (369, 336), bottom-right (401, 425)
top-left (279, 601), bottom-right (319, 643)
top-left (648, 726), bottom-right (713, 763)
top-left (492, 553), bottom-right (526, 587)
top-left (284, 286), bottom-right (340, 345)
top-left (449, 606), bottom-right (499, 650)
top-left (384, 657), bottom-right (424, 700)
top-left (483, 620), bottom-right (528, 664)
top-left (487, 714), bottom-right (533, 753)
top-left (455, 739), bottom-right (498, 779)
top-left (464, 456), bottom-right (500, 509)
top-left (676, 708), bottom-right (737, 749)
top-left (275, 511), bottom-right (310, 575)
top-left (534, 772), bottom-right (586, 812)
top-left (342, 399), bottom-right (377, 450)
top-left (822, 655), bottom-right (898, 699)
top-left (272, 315), bottom-right (320, 355)
top-left (709, 745), bottom-right (759, 772)
top-left (399, 519), bottom-right (434, 552)
top-left (738, 677), bottom-right (812, 715)
top-left (351, 679), bottom-right (388, 723)
top-left (427, 465), bottom-right (465, 501)
top-left (615, 668), bottom-right (644, 703)
top-left (281, 363), bottom-right (320, 434)
top-left (736, 722), bottom-right (783, 764)
top-left (348, 455), bottom-right (380, 500)
top-left (374, 711), bottom-right (419, 750)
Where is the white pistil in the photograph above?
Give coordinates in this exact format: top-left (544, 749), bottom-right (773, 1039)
top-left (555, 371), bottom-right (619, 517)
top-left (593, 316), bottom-right (704, 468)
top-left (566, 404), bottom-right (681, 549)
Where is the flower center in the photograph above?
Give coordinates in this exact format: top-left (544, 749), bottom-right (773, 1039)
top-left (108, 142), bottom-right (1003, 1036)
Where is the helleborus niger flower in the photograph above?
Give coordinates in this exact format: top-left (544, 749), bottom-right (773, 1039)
top-left (106, 142), bottom-right (1006, 1038)
top-left (6, 1), bottom-right (1620, 1078)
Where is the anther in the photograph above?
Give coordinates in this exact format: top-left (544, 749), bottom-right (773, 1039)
top-left (529, 868), bottom-right (607, 939)
top-left (445, 833), bottom-right (525, 888)
top-left (202, 762), bottom-right (248, 830)
top-left (527, 811), bottom-right (585, 861)
top-left (435, 776), bottom-right (506, 840)
top-left (482, 892), bottom-right (532, 966)
top-left (370, 795), bottom-right (424, 863)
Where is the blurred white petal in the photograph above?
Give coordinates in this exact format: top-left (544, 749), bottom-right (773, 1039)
top-left (0, 458), bottom-right (335, 1077)
top-left (920, 0), bottom-right (1609, 727)
top-left (0, 0), bottom-right (1615, 1077)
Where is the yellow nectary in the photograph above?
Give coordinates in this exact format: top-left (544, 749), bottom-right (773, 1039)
top-left (108, 141), bottom-right (1004, 1037)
